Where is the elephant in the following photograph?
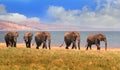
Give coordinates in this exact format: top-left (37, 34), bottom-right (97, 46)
top-left (4, 31), bottom-right (19, 47)
top-left (23, 32), bottom-right (33, 48)
top-left (60, 31), bottom-right (80, 50)
top-left (86, 33), bottom-right (107, 50)
top-left (35, 31), bottom-right (51, 50)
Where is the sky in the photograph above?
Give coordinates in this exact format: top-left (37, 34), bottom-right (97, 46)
top-left (0, 0), bottom-right (120, 29)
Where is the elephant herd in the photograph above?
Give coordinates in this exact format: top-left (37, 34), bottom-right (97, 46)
top-left (4, 31), bottom-right (107, 50)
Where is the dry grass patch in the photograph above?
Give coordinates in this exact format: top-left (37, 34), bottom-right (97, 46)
top-left (0, 43), bottom-right (120, 70)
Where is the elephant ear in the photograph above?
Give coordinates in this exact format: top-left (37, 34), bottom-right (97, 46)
top-left (36, 32), bottom-right (42, 36)
top-left (71, 32), bottom-right (76, 40)
top-left (6, 32), bottom-right (12, 36)
top-left (14, 32), bottom-right (19, 37)
top-left (28, 32), bottom-right (33, 37)
top-left (72, 32), bottom-right (77, 37)
top-left (96, 33), bottom-right (104, 41)
top-left (6, 32), bottom-right (13, 39)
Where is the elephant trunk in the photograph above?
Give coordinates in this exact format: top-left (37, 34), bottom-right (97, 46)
top-left (48, 39), bottom-right (51, 50)
top-left (77, 39), bottom-right (80, 50)
top-left (104, 39), bottom-right (107, 50)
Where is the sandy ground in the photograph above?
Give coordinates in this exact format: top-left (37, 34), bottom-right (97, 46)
top-left (0, 43), bottom-right (120, 52)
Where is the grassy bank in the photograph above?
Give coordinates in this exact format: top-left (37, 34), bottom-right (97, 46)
top-left (0, 43), bottom-right (120, 70)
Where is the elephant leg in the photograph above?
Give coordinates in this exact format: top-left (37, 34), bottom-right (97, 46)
top-left (36, 43), bottom-right (41, 49)
top-left (66, 46), bottom-right (69, 49)
top-left (78, 42), bottom-right (80, 50)
top-left (25, 43), bottom-right (27, 48)
top-left (65, 41), bottom-right (71, 49)
top-left (27, 44), bottom-right (29, 48)
top-left (86, 43), bottom-right (91, 50)
top-left (96, 43), bottom-right (100, 50)
top-left (86, 43), bottom-right (89, 50)
top-left (5, 41), bottom-right (9, 47)
top-left (27, 43), bottom-right (30, 48)
top-left (36, 46), bottom-right (39, 49)
top-left (28, 42), bottom-right (31, 48)
top-left (86, 46), bottom-right (88, 50)
top-left (96, 41), bottom-right (100, 50)
top-left (36, 41), bottom-right (43, 49)
top-left (6, 43), bottom-right (9, 47)
top-left (96, 44), bottom-right (100, 50)
top-left (12, 41), bottom-right (15, 47)
top-left (29, 41), bottom-right (32, 48)
top-left (43, 41), bottom-right (47, 49)
top-left (72, 41), bottom-right (76, 49)
top-left (48, 42), bottom-right (51, 50)
top-left (65, 40), bottom-right (71, 49)
top-left (90, 45), bottom-right (92, 50)
top-left (65, 44), bottom-right (68, 49)
top-left (26, 42), bottom-right (29, 48)
top-left (10, 41), bottom-right (13, 47)
top-left (65, 43), bottom-right (69, 49)
top-left (29, 43), bottom-right (31, 48)
top-left (95, 40), bottom-right (100, 50)
top-left (72, 43), bottom-right (74, 49)
top-left (13, 42), bottom-right (16, 47)
top-left (36, 44), bottom-right (40, 49)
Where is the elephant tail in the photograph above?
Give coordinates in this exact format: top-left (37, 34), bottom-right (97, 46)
top-left (59, 42), bottom-right (64, 47)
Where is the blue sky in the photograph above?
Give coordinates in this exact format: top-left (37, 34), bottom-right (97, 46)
top-left (0, 0), bottom-right (97, 18)
top-left (0, 0), bottom-right (120, 29)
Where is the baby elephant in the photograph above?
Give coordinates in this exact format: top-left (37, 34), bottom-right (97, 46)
top-left (23, 32), bottom-right (33, 48)
top-left (86, 33), bottom-right (107, 50)
top-left (4, 31), bottom-right (19, 47)
top-left (35, 31), bottom-right (51, 50)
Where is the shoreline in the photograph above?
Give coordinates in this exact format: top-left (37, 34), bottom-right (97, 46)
top-left (0, 43), bottom-right (120, 51)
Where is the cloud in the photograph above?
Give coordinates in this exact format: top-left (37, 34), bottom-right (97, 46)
top-left (0, 13), bottom-right (40, 23)
top-left (47, 0), bottom-right (120, 28)
top-left (112, 0), bottom-right (120, 9)
top-left (0, 4), bottom-right (40, 23)
top-left (47, 6), bottom-right (81, 25)
top-left (0, 4), bottom-right (7, 15)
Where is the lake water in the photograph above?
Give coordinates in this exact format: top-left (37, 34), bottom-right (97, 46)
top-left (0, 31), bottom-right (120, 48)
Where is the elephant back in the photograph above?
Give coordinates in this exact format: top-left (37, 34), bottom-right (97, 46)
top-left (4, 32), bottom-right (14, 40)
top-left (35, 32), bottom-right (45, 42)
top-left (35, 32), bottom-right (44, 37)
top-left (35, 31), bottom-right (51, 42)
top-left (64, 32), bottom-right (73, 40)
top-left (87, 34), bottom-right (96, 42)
top-left (25, 32), bottom-right (33, 37)
top-left (64, 31), bottom-right (78, 42)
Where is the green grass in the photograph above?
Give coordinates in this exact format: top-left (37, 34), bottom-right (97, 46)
top-left (0, 46), bottom-right (120, 70)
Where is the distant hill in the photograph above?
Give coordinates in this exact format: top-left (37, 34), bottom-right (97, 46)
top-left (0, 20), bottom-right (116, 31)
top-left (0, 20), bottom-right (82, 31)
top-left (0, 20), bottom-right (37, 31)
